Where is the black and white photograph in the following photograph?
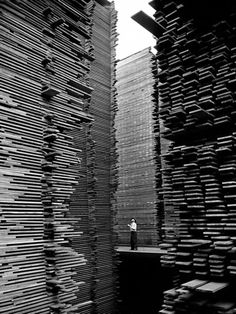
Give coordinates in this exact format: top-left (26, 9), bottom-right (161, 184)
top-left (1, 0), bottom-right (236, 313)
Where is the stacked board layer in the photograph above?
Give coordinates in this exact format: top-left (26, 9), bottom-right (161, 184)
top-left (0, 0), bottom-right (117, 313)
top-left (116, 48), bottom-right (163, 246)
top-left (89, 1), bottom-right (119, 313)
top-left (152, 0), bottom-right (236, 313)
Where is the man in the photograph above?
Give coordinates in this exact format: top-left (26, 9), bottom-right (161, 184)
top-left (128, 218), bottom-right (138, 250)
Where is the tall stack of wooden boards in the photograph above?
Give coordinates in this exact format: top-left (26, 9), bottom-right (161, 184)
top-left (0, 0), bottom-right (118, 313)
top-left (89, 0), bottom-right (119, 313)
top-left (151, 0), bottom-right (236, 313)
top-left (115, 48), bottom-right (163, 246)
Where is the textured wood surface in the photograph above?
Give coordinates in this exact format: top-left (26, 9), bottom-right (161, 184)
top-left (89, 2), bottom-right (119, 313)
top-left (0, 0), bottom-right (117, 313)
top-left (156, 0), bottom-right (236, 313)
top-left (116, 48), bottom-right (163, 247)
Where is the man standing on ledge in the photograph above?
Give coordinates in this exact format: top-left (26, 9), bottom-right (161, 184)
top-left (128, 218), bottom-right (138, 250)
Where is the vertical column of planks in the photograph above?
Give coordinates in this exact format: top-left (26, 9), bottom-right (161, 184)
top-left (110, 3), bottom-right (120, 311)
top-left (39, 0), bottom-right (95, 312)
top-left (89, 1), bottom-right (119, 313)
top-left (154, 1), bottom-right (236, 313)
top-left (0, 0), bottom-right (96, 313)
top-left (116, 48), bottom-right (162, 247)
top-left (0, 1), bottom-right (50, 313)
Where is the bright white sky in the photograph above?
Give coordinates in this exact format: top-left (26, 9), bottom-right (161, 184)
top-left (113, 0), bottom-right (156, 60)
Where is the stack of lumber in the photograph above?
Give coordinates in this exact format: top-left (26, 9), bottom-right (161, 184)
top-left (160, 279), bottom-right (235, 314)
top-left (89, 1), bottom-right (119, 313)
top-left (0, 0), bottom-right (117, 313)
top-left (116, 48), bottom-right (163, 246)
top-left (154, 0), bottom-right (236, 312)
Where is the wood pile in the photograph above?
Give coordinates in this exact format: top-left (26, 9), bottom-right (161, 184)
top-left (160, 280), bottom-right (236, 314)
top-left (0, 0), bottom-right (117, 313)
top-left (116, 48), bottom-right (163, 246)
top-left (89, 1), bottom-right (119, 313)
top-left (153, 0), bottom-right (236, 312)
